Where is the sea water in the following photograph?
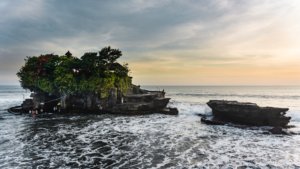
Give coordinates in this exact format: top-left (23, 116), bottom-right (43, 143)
top-left (0, 85), bottom-right (299, 168)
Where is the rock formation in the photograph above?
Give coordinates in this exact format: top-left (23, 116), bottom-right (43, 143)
top-left (11, 47), bottom-right (178, 115)
top-left (9, 85), bottom-right (178, 115)
top-left (204, 100), bottom-right (291, 127)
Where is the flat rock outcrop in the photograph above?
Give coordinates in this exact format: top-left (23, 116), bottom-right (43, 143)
top-left (206, 100), bottom-right (291, 127)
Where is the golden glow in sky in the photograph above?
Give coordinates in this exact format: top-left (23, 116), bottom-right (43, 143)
top-left (128, 0), bottom-right (300, 85)
top-left (1, 0), bottom-right (300, 85)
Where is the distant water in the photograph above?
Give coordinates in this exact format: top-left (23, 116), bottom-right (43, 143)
top-left (0, 85), bottom-right (300, 168)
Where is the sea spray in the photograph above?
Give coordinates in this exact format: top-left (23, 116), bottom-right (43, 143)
top-left (0, 85), bottom-right (300, 168)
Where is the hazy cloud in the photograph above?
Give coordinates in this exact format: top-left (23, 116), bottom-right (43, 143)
top-left (1, 0), bottom-right (300, 85)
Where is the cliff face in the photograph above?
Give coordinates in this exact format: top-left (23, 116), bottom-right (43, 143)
top-left (20, 85), bottom-right (178, 115)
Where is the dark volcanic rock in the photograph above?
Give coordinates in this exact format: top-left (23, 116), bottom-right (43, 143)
top-left (207, 100), bottom-right (291, 127)
top-left (201, 116), bottom-right (226, 125)
top-left (268, 127), bottom-right (289, 135)
top-left (21, 99), bottom-right (33, 111)
top-left (9, 85), bottom-right (178, 116)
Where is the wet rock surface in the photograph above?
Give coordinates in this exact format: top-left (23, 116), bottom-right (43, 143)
top-left (9, 85), bottom-right (178, 116)
top-left (268, 127), bottom-right (289, 135)
top-left (207, 100), bottom-right (291, 127)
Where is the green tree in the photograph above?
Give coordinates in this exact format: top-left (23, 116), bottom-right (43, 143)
top-left (17, 46), bottom-right (132, 98)
top-left (99, 46), bottom-right (122, 64)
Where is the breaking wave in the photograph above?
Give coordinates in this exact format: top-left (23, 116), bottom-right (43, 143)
top-left (1, 113), bottom-right (300, 168)
top-left (173, 93), bottom-right (300, 100)
top-left (1, 86), bottom-right (300, 168)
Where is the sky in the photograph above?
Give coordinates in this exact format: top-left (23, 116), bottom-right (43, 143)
top-left (1, 0), bottom-right (300, 85)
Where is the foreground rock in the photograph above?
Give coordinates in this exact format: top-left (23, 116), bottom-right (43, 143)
top-left (267, 127), bottom-right (289, 135)
top-left (205, 100), bottom-right (291, 127)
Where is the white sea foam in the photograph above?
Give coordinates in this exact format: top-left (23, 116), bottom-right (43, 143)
top-left (169, 101), bottom-right (212, 116)
top-left (1, 86), bottom-right (300, 168)
top-left (287, 110), bottom-right (300, 122)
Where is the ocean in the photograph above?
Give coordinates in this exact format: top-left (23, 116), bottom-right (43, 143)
top-left (0, 85), bottom-right (299, 168)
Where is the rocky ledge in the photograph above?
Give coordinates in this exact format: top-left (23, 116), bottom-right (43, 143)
top-left (8, 85), bottom-right (178, 116)
top-left (202, 100), bottom-right (291, 129)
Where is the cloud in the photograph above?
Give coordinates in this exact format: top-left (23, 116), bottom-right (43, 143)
top-left (0, 0), bottom-right (45, 21)
top-left (1, 0), bottom-right (300, 85)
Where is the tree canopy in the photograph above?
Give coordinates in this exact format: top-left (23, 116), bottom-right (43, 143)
top-left (17, 46), bottom-right (132, 97)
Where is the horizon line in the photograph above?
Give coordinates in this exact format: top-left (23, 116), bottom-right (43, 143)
top-left (2, 84), bottom-right (300, 87)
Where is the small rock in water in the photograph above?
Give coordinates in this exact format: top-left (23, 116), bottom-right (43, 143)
top-left (268, 127), bottom-right (288, 135)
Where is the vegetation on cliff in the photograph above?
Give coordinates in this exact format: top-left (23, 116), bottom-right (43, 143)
top-left (17, 46), bottom-right (132, 98)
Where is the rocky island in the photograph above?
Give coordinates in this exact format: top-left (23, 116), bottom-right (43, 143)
top-left (9, 47), bottom-right (178, 115)
top-left (202, 100), bottom-right (292, 134)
